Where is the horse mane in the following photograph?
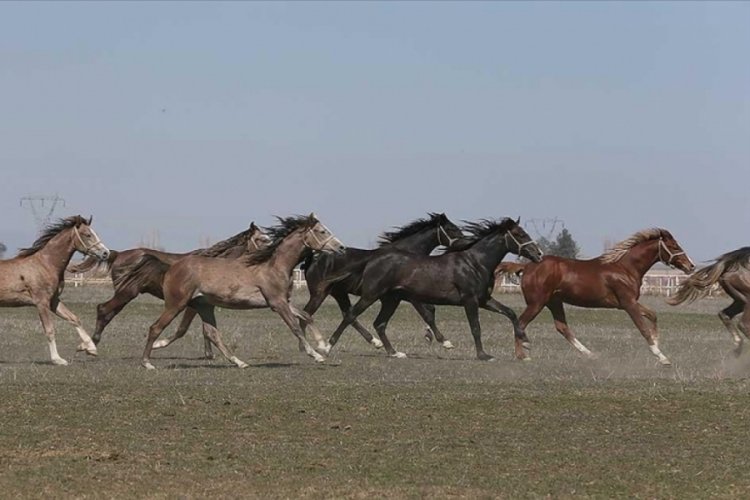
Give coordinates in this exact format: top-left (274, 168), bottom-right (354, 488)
top-left (599, 228), bottom-right (669, 263)
top-left (17, 215), bottom-right (89, 257)
top-left (243, 215), bottom-right (315, 266)
top-left (444, 218), bottom-right (516, 253)
top-left (194, 224), bottom-right (256, 257)
top-left (377, 213), bottom-right (444, 247)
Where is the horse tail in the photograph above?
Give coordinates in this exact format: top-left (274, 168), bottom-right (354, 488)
top-left (67, 250), bottom-right (119, 274)
top-left (495, 262), bottom-right (528, 278)
top-left (113, 254), bottom-right (171, 293)
top-left (668, 260), bottom-right (727, 305)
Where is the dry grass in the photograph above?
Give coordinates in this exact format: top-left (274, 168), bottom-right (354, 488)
top-left (1, 287), bottom-right (749, 498)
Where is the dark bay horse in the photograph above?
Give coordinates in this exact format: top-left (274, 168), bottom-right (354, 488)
top-left (326, 218), bottom-right (543, 360)
top-left (0, 216), bottom-right (110, 365)
top-left (669, 247), bottom-right (750, 349)
top-left (138, 214), bottom-right (344, 369)
top-left (302, 213), bottom-right (465, 357)
top-left (69, 223), bottom-right (269, 357)
top-left (498, 228), bottom-right (694, 365)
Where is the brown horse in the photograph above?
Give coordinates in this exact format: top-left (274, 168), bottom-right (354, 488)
top-left (0, 216), bottom-right (110, 365)
top-left (497, 228), bottom-right (694, 365)
top-left (70, 223), bottom-right (269, 358)
top-left (668, 247), bottom-right (750, 349)
top-left (138, 214), bottom-right (344, 369)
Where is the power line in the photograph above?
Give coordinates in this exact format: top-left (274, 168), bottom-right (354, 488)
top-left (19, 194), bottom-right (66, 229)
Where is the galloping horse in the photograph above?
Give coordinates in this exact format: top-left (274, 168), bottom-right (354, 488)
top-left (69, 223), bottom-right (270, 356)
top-left (326, 218), bottom-right (543, 360)
top-left (302, 213), bottom-right (466, 356)
top-left (0, 216), bottom-right (110, 365)
top-left (136, 214), bottom-right (344, 369)
top-left (71, 223), bottom-right (269, 359)
top-left (498, 228), bottom-right (694, 365)
top-left (669, 247), bottom-right (750, 349)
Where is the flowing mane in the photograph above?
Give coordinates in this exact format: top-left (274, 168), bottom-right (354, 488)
top-left (444, 218), bottom-right (516, 253)
top-left (195, 224), bottom-right (258, 257)
top-left (599, 228), bottom-right (668, 263)
top-left (243, 215), bottom-right (315, 266)
top-left (377, 213), bottom-right (445, 247)
top-left (17, 215), bottom-right (89, 257)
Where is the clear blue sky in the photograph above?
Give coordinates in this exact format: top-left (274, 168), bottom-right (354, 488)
top-left (1, 1), bottom-right (748, 260)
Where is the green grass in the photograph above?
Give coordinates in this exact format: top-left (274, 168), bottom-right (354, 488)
top-left (1, 288), bottom-right (749, 498)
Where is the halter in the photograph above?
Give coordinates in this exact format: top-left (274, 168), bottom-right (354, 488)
top-left (505, 230), bottom-right (537, 255)
top-left (248, 234), bottom-right (269, 251)
top-left (72, 225), bottom-right (102, 255)
top-left (658, 238), bottom-right (691, 268)
top-left (437, 224), bottom-right (459, 247)
top-left (304, 223), bottom-right (336, 250)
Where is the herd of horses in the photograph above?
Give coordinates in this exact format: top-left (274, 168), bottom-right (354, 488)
top-left (1, 213), bottom-right (749, 369)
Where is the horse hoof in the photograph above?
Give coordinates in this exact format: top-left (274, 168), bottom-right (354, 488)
top-left (586, 351), bottom-right (599, 360)
top-left (204, 353), bottom-right (215, 360)
top-left (522, 341), bottom-right (532, 350)
top-left (142, 362), bottom-right (156, 370)
top-left (152, 340), bottom-right (168, 349)
top-left (236, 361), bottom-right (249, 369)
top-left (316, 342), bottom-right (332, 355)
top-left (314, 355), bottom-right (326, 364)
top-left (659, 358), bottom-right (673, 367)
top-left (51, 358), bottom-right (69, 366)
top-left (441, 340), bottom-right (455, 350)
top-left (478, 354), bottom-right (495, 362)
top-left (371, 338), bottom-right (384, 349)
top-left (390, 352), bottom-right (407, 359)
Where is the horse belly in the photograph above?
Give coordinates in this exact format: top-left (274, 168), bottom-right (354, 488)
top-left (556, 280), bottom-right (617, 308)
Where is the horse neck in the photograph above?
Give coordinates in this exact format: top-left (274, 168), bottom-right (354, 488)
top-left (390, 228), bottom-right (439, 254)
top-left (268, 231), bottom-right (308, 273)
top-left (618, 240), bottom-right (660, 279)
top-left (34, 229), bottom-right (78, 276)
top-left (463, 232), bottom-right (510, 272)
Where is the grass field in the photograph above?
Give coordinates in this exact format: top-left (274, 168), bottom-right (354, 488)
top-left (1, 286), bottom-right (750, 498)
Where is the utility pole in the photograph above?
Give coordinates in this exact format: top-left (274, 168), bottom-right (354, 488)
top-left (20, 194), bottom-right (66, 229)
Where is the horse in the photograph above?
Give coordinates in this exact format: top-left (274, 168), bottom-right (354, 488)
top-left (0, 216), bottom-right (110, 365)
top-left (301, 213), bottom-right (466, 357)
top-left (326, 218), bottom-right (543, 360)
top-left (68, 223), bottom-right (270, 358)
top-left (497, 228), bottom-right (694, 365)
top-left (668, 247), bottom-right (750, 349)
top-left (137, 214), bottom-right (344, 369)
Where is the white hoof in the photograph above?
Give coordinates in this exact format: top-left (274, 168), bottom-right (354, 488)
top-left (142, 361), bottom-right (156, 370)
top-left (231, 357), bottom-right (249, 369)
top-left (371, 338), bottom-right (384, 349)
top-left (441, 340), bottom-right (455, 350)
top-left (77, 343), bottom-right (98, 356)
top-left (314, 354), bottom-right (326, 363)
top-left (51, 358), bottom-right (69, 366)
top-left (317, 341), bottom-right (332, 355)
top-left (152, 339), bottom-right (170, 349)
top-left (659, 357), bottom-right (672, 366)
top-left (390, 352), bottom-right (407, 359)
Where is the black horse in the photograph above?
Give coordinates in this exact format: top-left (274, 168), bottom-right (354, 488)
top-left (302, 213), bottom-right (466, 357)
top-left (326, 218), bottom-right (543, 360)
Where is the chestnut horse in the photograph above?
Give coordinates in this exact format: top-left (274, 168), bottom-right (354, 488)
top-left (497, 228), bottom-right (694, 365)
top-left (137, 214), bottom-right (344, 369)
top-left (669, 247), bottom-right (750, 349)
top-left (0, 216), bottom-right (110, 365)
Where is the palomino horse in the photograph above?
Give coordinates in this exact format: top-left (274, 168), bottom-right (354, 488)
top-left (137, 214), bottom-right (344, 369)
top-left (302, 213), bottom-right (466, 357)
top-left (70, 223), bottom-right (270, 357)
top-left (497, 228), bottom-right (694, 365)
top-left (326, 218), bottom-right (543, 360)
top-left (669, 247), bottom-right (750, 349)
top-left (0, 216), bottom-right (110, 365)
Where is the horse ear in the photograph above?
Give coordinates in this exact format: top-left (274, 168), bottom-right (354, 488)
top-left (440, 213), bottom-right (447, 221)
top-left (516, 216), bottom-right (520, 224)
top-left (249, 222), bottom-right (257, 231)
top-left (309, 212), bottom-right (318, 223)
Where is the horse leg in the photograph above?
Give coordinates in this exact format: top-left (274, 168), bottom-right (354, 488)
top-left (331, 290), bottom-right (382, 349)
top-left (411, 302), bottom-right (453, 349)
top-left (36, 304), bottom-right (67, 365)
top-left (152, 307), bottom-right (200, 350)
top-left (464, 301), bottom-right (493, 361)
top-left (269, 299), bottom-right (326, 363)
top-left (718, 300), bottom-right (744, 347)
top-left (513, 301), bottom-right (547, 361)
top-left (298, 287), bottom-right (332, 352)
top-left (195, 305), bottom-right (248, 368)
top-left (482, 297), bottom-right (528, 345)
top-left (53, 300), bottom-right (98, 356)
top-left (92, 288), bottom-right (138, 345)
top-left (372, 297), bottom-right (405, 358)
top-left (289, 304), bottom-right (330, 354)
top-left (546, 299), bottom-right (594, 358)
top-left (328, 297), bottom-right (378, 350)
top-left (143, 305), bottom-right (184, 370)
top-left (623, 302), bottom-right (671, 366)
